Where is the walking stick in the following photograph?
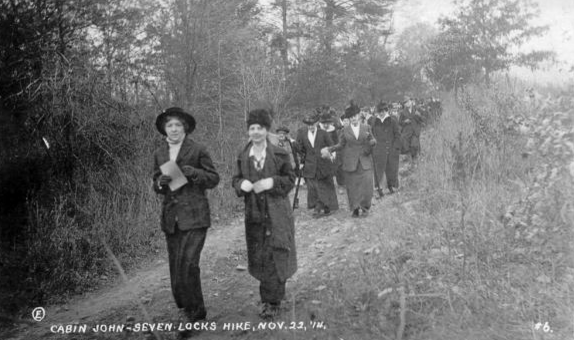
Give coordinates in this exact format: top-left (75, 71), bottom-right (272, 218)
top-left (292, 169), bottom-right (303, 210)
top-left (288, 139), bottom-right (304, 210)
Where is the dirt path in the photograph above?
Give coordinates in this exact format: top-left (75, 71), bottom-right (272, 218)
top-left (6, 184), bottom-right (405, 340)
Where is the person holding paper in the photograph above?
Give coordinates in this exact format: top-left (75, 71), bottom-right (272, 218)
top-left (231, 108), bottom-right (297, 320)
top-left (152, 107), bottom-right (220, 328)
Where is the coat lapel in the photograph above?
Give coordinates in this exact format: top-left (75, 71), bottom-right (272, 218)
top-left (157, 142), bottom-right (170, 166)
top-left (358, 124), bottom-right (368, 141)
top-left (176, 137), bottom-right (194, 164)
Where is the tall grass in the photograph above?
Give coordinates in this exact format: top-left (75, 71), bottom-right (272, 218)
top-left (299, 83), bottom-right (573, 339)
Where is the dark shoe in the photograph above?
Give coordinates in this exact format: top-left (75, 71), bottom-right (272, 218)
top-left (388, 187), bottom-right (395, 194)
top-left (361, 208), bottom-right (369, 217)
top-left (186, 308), bottom-right (207, 322)
top-left (259, 302), bottom-right (280, 320)
top-left (352, 209), bottom-right (360, 217)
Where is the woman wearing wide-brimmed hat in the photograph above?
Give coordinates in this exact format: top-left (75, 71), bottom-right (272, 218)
top-left (152, 107), bottom-right (220, 326)
top-left (295, 111), bottom-right (339, 218)
top-left (231, 108), bottom-right (297, 320)
top-left (325, 102), bottom-right (376, 217)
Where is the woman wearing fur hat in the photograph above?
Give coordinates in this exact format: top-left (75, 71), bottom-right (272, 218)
top-left (232, 109), bottom-right (297, 320)
top-left (296, 112), bottom-right (339, 217)
top-left (325, 102), bottom-right (377, 217)
top-left (152, 107), bottom-right (220, 327)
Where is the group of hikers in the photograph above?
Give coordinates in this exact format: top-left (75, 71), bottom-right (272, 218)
top-left (151, 95), bottom-right (440, 337)
top-left (274, 95), bottom-right (440, 218)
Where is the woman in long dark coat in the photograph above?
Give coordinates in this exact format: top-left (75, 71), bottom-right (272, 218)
top-left (152, 107), bottom-right (220, 325)
top-left (368, 102), bottom-right (401, 193)
top-left (232, 109), bottom-right (297, 320)
top-left (325, 103), bottom-right (377, 217)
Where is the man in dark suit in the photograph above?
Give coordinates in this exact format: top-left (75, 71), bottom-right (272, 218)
top-left (296, 112), bottom-right (338, 218)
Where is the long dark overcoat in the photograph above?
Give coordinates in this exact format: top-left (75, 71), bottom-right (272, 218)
top-left (399, 108), bottom-right (423, 155)
top-left (232, 141), bottom-right (297, 282)
top-left (368, 115), bottom-right (401, 186)
top-left (152, 137), bottom-right (220, 234)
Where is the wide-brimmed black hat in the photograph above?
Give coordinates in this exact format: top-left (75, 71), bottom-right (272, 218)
top-left (247, 108), bottom-right (273, 130)
top-left (376, 101), bottom-right (389, 113)
top-left (344, 101), bottom-right (360, 119)
top-left (319, 111), bottom-right (333, 123)
top-left (276, 126), bottom-right (290, 133)
top-left (303, 112), bottom-right (319, 125)
top-left (156, 107), bottom-right (196, 135)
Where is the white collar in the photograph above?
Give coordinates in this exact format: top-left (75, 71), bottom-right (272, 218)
top-left (249, 140), bottom-right (267, 159)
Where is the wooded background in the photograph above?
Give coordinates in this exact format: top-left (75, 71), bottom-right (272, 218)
top-left (0, 0), bottom-right (568, 327)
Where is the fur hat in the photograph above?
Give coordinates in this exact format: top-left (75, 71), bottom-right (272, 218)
top-left (319, 111), bottom-right (333, 123)
top-left (247, 109), bottom-right (273, 130)
top-left (156, 107), bottom-right (196, 135)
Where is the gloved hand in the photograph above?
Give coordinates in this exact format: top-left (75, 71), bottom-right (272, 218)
top-left (253, 178), bottom-right (273, 194)
top-left (240, 180), bottom-right (254, 193)
top-left (181, 165), bottom-right (199, 179)
top-left (158, 175), bottom-right (172, 186)
top-left (320, 147), bottom-right (331, 159)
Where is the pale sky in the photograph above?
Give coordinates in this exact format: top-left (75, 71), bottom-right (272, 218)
top-left (258, 0), bottom-right (574, 84)
top-left (391, 0), bottom-right (574, 84)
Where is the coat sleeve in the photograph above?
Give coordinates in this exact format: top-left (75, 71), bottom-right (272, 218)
top-left (152, 152), bottom-right (169, 195)
top-left (295, 130), bottom-right (307, 161)
top-left (363, 125), bottom-right (376, 155)
top-left (392, 118), bottom-right (401, 149)
top-left (193, 146), bottom-right (220, 189)
top-left (328, 128), bottom-right (347, 153)
top-left (324, 129), bottom-right (334, 147)
top-left (269, 151), bottom-right (295, 197)
top-left (231, 154), bottom-right (247, 197)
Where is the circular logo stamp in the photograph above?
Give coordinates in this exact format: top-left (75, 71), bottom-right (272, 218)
top-left (32, 307), bottom-right (46, 322)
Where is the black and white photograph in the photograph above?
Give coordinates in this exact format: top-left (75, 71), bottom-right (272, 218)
top-left (1, 0), bottom-right (572, 339)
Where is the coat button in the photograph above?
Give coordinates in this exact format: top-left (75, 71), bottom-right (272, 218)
top-left (266, 230), bottom-right (271, 236)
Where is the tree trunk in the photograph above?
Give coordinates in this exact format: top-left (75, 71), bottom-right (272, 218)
top-left (323, 0), bottom-right (335, 55)
top-left (280, 0), bottom-right (289, 78)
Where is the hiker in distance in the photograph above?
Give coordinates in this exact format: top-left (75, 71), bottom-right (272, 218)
top-left (232, 108), bottom-right (297, 320)
top-left (152, 107), bottom-right (220, 330)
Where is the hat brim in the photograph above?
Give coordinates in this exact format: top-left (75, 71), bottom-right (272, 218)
top-left (156, 109), bottom-right (196, 136)
top-left (303, 118), bottom-right (319, 125)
